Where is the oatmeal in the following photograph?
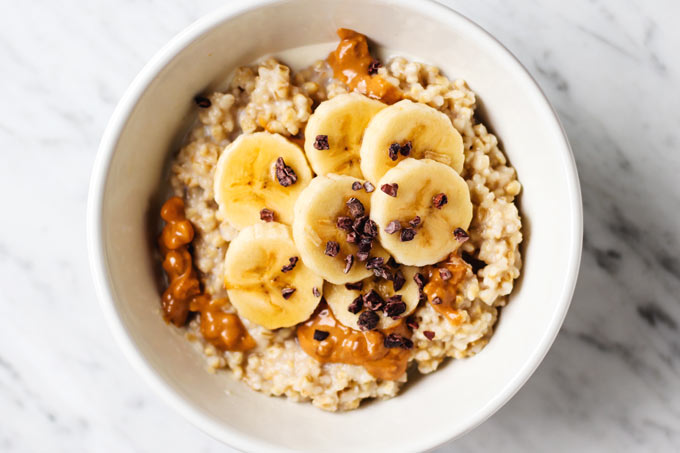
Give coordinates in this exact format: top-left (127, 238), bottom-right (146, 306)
top-left (162, 29), bottom-right (522, 411)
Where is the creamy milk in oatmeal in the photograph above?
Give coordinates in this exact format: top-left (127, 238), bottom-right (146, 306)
top-left (157, 29), bottom-right (522, 411)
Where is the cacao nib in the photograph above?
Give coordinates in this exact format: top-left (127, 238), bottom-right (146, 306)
top-left (362, 219), bottom-right (378, 238)
top-left (399, 141), bottom-right (412, 156)
top-left (352, 215), bottom-right (368, 234)
top-left (380, 183), bottom-right (398, 197)
top-left (275, 157), bottom-right (297, 187)
top-left (400, 228), bottom-right (416, 242)
top-left (313, 329), bottom-right (330, 341)
top-left (388, 143), bottom-right (400, 161)
top-left (439, 268), bottom-right (453, 281)
top-left (366, 257), bottom-right (385, 270)
top-left (259, 208), bottom-right (274, 222)
top-left (337, 216), bottom-right (353, 231)
top-left (357, 310), bottom-right (380, 331)
top-left (346, 197), bottom-right (365, 217)
top-left (363, 289), bottom-right (385, 311)
top-left (324, 241), bottom-right (340, 257)
top-left (281, 256), bottom-right (298, 273)
top-left (384, 296), bottom-right (406, 318)
top-left (313, 135), bottom-right (330, 150)
top-left (413, 273), bottom-right (428, 289)
top-left (348, 295), bottom-right (363, 314)
top-left (392, 269), bottom-right (405, 291)
top-left (384, 333), bottom-right (413, 349)
top-left (344, 254), bottom-right (355, 273)
top-left (432, 193), bottom-right (448, 209)
top-left (384, 220), bottom-right (402, 234)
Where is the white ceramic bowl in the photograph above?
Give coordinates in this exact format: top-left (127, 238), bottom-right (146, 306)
top-left (87, 0), bottom-right (582, 451)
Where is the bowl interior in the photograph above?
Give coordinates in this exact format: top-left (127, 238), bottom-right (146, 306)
top-left (90, 0), bottom-right (581, 451)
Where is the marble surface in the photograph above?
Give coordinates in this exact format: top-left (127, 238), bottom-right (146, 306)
top-left (1, 0), bottom-right (679, 451)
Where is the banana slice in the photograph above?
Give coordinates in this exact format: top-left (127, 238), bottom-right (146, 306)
top-left (214, 132), bottom-right (313, 229)
top-left (371, 158), bottom-right (472, 266)
top-left (304, 93), bottom-right (386, 178)
top-left (359, 99), bottom-right (464, 183)
top-left (325, 266), bottom-right (421, 331)
top-left (293, 174), bottom-right (389, 284)
top-left (223, 222), bottom-right (323, 329)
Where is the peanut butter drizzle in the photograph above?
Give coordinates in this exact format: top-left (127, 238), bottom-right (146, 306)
top-left (297, 304), bottom-right (411, 381)
top-left (159, 197), bottom-right (255, 351)
top-left (189, 296), bottom-right (256, 351)
top-left (423, 254), bottom-right (469, 325)
top-left (327, 28), bottom-right (402, 104)
top-left (159, 197), bottom-right (197, 326)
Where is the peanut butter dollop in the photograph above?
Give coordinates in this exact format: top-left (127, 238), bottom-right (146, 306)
top-left (297, 303), bottom-right (411, 381)
top-left (423, 254), bottom-right (469, 325)
top-left (159, 197), bottom-right (254, 351)
top-left (328, 28), bottom-right (402, 104)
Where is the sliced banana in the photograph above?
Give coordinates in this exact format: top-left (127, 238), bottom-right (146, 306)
top-left (214, 132), bottom-right (313, 229)
top-left (304, 93), bottom-right (386, 178)
top-left (223, 222), bottom-right (323, 329)
top-left (371, 158), bottom-right (472, 266)
top-left (293, 174), bottom-right (388, 284)
top-left (359, 99), bottom-right (464, 183)
top-left (325, 266), bottom-right (420, 331)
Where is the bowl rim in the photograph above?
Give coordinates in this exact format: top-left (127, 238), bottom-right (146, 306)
top-left (87, 0), bottom-right (583, 451)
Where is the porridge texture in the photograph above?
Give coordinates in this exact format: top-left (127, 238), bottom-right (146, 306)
top-left (166, 32), bottom-right (522, 411)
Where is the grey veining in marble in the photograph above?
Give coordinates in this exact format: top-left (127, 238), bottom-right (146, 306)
top-left (1, 0), bottom-right (679, 451)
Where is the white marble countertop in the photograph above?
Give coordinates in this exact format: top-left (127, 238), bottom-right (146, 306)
top-left (1, 0), bottom-right (679, 451)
